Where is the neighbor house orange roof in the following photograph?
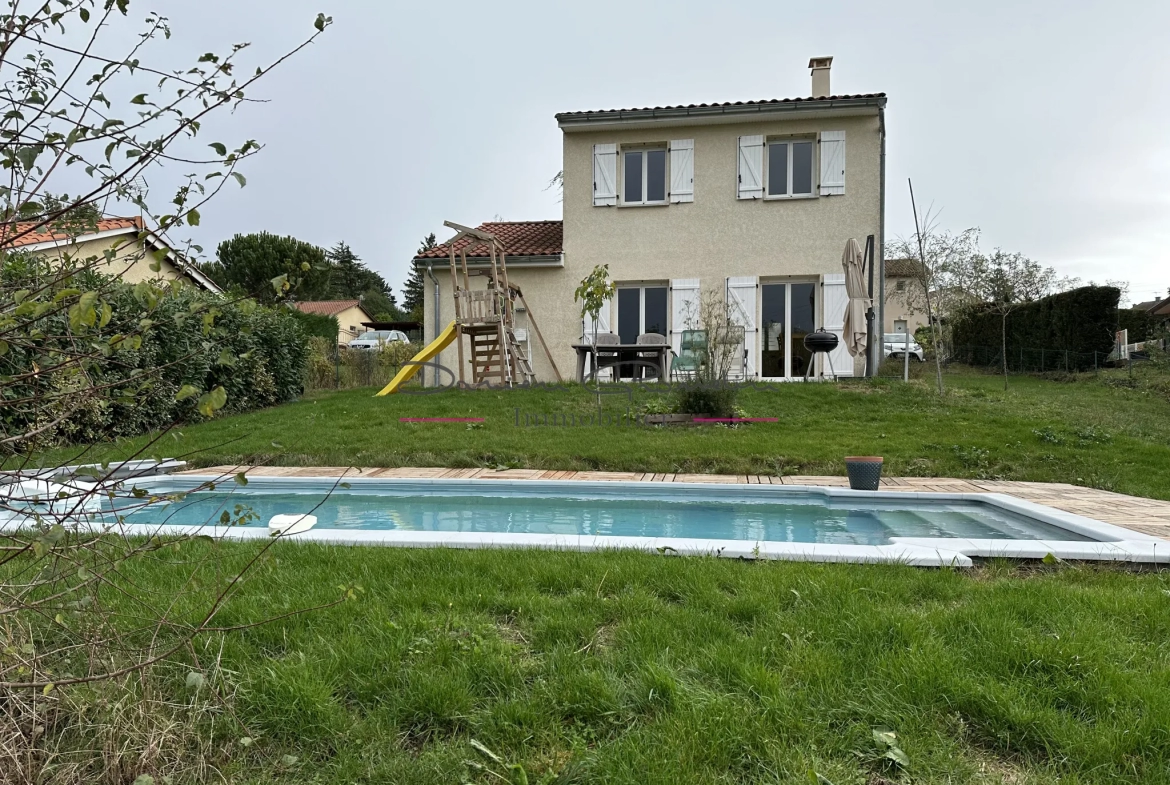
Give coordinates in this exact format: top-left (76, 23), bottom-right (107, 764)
top-left (1, 216), bottom-right (143, 247)
top-left (416, 220), bottom-right (563, 259)
top-left (294, 300), bottom-right (371, 317)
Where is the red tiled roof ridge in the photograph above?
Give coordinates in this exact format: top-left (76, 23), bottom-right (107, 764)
top-left (2, 216), bottom-right (144, 248)
top-left (293, 300), bottom-right (368, 317)
top-left (416, 219), bottom-right (563, 260)
top-left (557, 93), bottom-right (886, 117)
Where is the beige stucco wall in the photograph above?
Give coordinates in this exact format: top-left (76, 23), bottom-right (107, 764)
top-left (884, 277), bottom-right (928, 334)
top-left (421, 108), bottom-right (883, 384)
top-left (421, 263), bottom-right (573, 385)
top-left (29, 233), bottom-right (194, 286)
top-left (562, 112), bottom-right (882, 288)
top-left (335, 305), bottom-right (374, 342)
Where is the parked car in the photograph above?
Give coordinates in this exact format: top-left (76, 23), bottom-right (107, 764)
top-left (883, 333), bottom-right (925, 362)
top-left (347, 330), bottom-right (409, 350)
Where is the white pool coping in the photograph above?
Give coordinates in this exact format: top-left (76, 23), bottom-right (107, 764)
top-left (4, 474), bottom-right (1161, 569)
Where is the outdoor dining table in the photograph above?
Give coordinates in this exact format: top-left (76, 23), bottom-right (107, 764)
top-left (571, 342), bottom-right (670, 383)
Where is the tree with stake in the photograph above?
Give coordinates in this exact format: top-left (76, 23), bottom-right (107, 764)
top-left (574, 264), bottom-right (616, 409)
top-left (969, 250), bottom-right (1057, 389)
top-left (886, 180), bottom-right (981, 395)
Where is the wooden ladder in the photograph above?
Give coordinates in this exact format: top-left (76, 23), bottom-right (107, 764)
top-left (469, 328), bottom-right (508, 385)
top-left (506, 328), bottom-right (534, 384)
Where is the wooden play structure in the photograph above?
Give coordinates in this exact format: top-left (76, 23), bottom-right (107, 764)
top-left (376, 221), bottom-right (559, 395)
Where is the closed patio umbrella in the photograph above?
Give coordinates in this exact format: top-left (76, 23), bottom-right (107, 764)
top-left (841, 238), bottom-right (870, 360)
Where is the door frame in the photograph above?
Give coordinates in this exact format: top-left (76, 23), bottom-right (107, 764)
top-left (759, 277), bottom-right (819, 381)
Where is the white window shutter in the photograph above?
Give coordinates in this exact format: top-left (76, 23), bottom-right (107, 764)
top-left (819, 131), bottom-right (845, 196)
top-left (726, 276), bottom-right (758, 378)
top-left (821, 274), bottom-right (852, 377)
top-left (669, 278), bottom-right (700, 355)
top-left (581, 297), bottom-right (612, 342)
top-left (593, 144), bottom-right (617, 206)
top-left (669, 139), bottom-right (694, 203)
top-left (737, 135), bottom-right (764, 199)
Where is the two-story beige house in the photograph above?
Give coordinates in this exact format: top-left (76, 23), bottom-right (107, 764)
top-left (417, 57), bottom-right (886, 382)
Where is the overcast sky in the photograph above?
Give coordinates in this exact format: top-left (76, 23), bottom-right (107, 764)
top-left (149, 0), bottom-right (1169, 305)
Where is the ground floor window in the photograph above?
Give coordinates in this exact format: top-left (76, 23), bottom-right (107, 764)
top-left (616, 285), bottom-right (667, 378)
top-left (760, 281), bottom-right (816, 378)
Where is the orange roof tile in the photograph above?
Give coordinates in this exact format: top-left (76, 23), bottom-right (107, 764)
top-left (1, 216), bottom-right (143, 247)
top-left (294, 300), bottom-right (370, 317)
top-left (416, 220), bottom-right (562, 260)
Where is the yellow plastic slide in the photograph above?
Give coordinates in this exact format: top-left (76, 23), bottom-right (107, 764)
top-left (375, 321), bottom-right (457, 396)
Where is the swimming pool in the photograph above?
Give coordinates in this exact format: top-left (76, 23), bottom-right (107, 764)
top-left (57, 475), bottom-right (1168, 567)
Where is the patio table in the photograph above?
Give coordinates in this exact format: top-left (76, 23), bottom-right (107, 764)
top-left (571, 342), bottom-right (670, 383)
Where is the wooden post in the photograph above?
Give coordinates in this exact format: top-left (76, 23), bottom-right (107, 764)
top-left (447, 245), bottom-right (460, 321)
top-left (456, 324), bottom-right (465, 385)
top-left (460, 246), bottom-right (471, 293)
top-left (517, 289), bottom-right (562, 382)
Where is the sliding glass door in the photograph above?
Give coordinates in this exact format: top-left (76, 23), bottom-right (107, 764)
top-left (616, 285), bottom-right (667, 378)
top-left (760, 282), bottom-right (816, 379)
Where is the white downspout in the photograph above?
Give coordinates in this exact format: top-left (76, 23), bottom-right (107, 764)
top-left (426, 262), bottom-right (440, 386)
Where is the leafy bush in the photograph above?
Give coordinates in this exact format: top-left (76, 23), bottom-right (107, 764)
top-left (0, 261), bottom-right (310, 451)
top-left (1118, 306), bottom-right (1157, 343)
top-left (671, 381), bottom-right (739, 417)
top-left (951, 286), bottom-right (1120, 370)
top-left (289, 308), bottom-right (339, 343)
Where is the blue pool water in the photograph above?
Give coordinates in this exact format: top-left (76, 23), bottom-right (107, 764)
top-left (106, 481), bottom-right (1092, 545)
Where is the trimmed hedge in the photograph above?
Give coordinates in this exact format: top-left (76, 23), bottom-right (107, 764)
top-left (1, 263), bottom-right (310, 451)
top-left (289, 308), bottom-right (339, 343)
top-left (951, 286), bottom-right (1120, 370)
top-left (1118, 307), bottom-right (1157, 343)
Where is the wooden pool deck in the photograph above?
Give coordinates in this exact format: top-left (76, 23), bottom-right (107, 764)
top-left (183, 466), bottom-right (1170, 541)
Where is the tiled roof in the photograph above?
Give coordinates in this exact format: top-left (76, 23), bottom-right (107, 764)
top-left (416, 220), bottom-right (563, 259)
top-left (2, 216), bottom-right (143, 247)
top-left (556, 94), bottom-right (886, 121)
top-left (294, 300), bottom-right (369, 317)
top-left (885, 258), bottom-right (923, 278)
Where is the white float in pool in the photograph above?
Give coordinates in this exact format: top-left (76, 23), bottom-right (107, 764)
top-left (268, 513), bottom-right (318, 536)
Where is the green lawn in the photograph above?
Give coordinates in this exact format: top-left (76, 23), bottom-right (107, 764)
top-left (117, 543), bottom-right (1170, 784)
top-left (34, 371), bottom-right (1170, 500)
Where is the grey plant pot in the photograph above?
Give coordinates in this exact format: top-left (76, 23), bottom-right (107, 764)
top-left (845, 456), bottom-right (884, 491)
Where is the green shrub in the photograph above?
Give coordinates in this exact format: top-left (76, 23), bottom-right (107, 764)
top-left (671, 381), bottom-right (739, 417)
top-left (0, 261), bottom-right (310, 451)
top-left (1118, 306), bottom-right (1156, 343)
top-left (289, 308), bottom-right (339, 343)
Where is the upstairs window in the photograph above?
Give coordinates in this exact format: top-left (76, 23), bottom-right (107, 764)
top-left (766, 140), bottom-right (814, 198)
top-left (623, 148), bottom-right (667, 205)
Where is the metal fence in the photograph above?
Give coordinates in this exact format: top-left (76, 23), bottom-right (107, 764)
top-left (875, 341), bottom-right (1168, 380)
top-left (305, 341), bottom-right (421, 392)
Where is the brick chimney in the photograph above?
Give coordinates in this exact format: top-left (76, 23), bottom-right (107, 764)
top-left (809, 56), bottom-right (833, 98)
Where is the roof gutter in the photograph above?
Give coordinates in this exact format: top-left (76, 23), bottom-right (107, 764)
top-left (557, 95), bottom-right (886, 129)
top-left (411, 254), bottom-right (563, 268)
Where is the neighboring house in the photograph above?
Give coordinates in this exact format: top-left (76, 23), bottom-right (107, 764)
top-left (294, 300), bottom-right (376, 343)
top-left (884, 258), bottom-right (929, 335)
top-left (417, 56), bottom-right (887, 381)
top-left (1135, 295), bottom-right (1170, 326)
top-left (2, 216), bottom-right (221, 292)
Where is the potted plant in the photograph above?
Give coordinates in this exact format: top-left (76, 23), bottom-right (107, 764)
top-left (844, 456), bottom-right (884, 491)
